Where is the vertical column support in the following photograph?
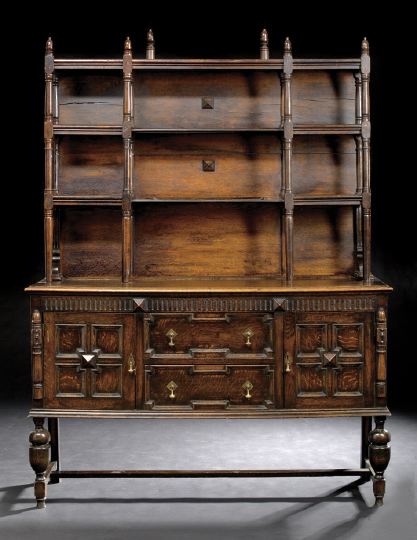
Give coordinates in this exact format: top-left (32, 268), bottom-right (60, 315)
top-left (260, 29), bottom-right (269, 60)
top-left (44, 37), bottom-right (55, 283)
top-left (369, 416), bottom-right (391, 506)
top-left (375, 306), bottom-right (387, 403)
top-left (361, 38), bottom-right (372, 284)
top-left (281, 37), bottom-right (294, 281)
top-left (122, 37), bottom-right (134, 283)
top-left (29, 418), bottom-right (51, 509)
top-left (31, 309), bottom-right (43, 405)
top-left (354, 73), bottom-right (364, 278)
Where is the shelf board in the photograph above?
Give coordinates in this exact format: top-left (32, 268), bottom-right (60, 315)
top-left (26, 276), bottom-right (393, 294)
top-left (294, 195), bottom-right (362, 206)
top-left (294, 125), bottom-right (361, 135)
top-left (53, 125), bottom-right (122, 135)
top-left (53, 196), bottom-right (121, 206)
top-left (133, 198), bottom-right (283, 203)
top-left (133, 128), bottom-right (282, 134)
top-left (54, 58), bottom-right (361, 71)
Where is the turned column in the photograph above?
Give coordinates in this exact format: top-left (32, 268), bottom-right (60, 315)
top-left (369, 416), bottom-right (391, 506)
top-left (29, 418), bottom-right (51, 509)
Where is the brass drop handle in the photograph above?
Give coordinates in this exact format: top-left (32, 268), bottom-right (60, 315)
top-left (166, 329), bottom-right (177, 347)
top-left (284, 352), bottom-right (292, 373)
top-left (128, 353), bottom-right (136, 375)
top-left (167, 380), bottom-right (178, 399)
top-left (242, 380), bottom-right (253, 399)
top-left (242, 328), bottom-right (255, 347)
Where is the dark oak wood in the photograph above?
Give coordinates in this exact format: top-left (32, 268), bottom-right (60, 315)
top-left (27, 35), bottom-right (391, 509)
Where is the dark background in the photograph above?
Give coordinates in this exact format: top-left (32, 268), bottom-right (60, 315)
top-left (0, 5), bottom-right (415, 409)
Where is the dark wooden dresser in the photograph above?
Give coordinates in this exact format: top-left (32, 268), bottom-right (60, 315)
top-left (26, 31), bottom-right (392, 509)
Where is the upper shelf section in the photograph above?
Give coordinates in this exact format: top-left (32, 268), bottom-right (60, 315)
top-left (53, 58), bottom-right (361, 71)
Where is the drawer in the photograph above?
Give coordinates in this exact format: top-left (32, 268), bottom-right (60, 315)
top-left (145, 313), bottom-right (273, 357)
top-left (145, 364), bottom-right (274, 410)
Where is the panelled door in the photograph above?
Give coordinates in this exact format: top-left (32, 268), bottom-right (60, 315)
top-left (284, 312), bottom-right (374, 409)
top-left (44, 313), bottom-right (136, 409)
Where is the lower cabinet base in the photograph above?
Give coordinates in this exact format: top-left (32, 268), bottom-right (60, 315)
top-left (28, 413), bottom-right (391, 509)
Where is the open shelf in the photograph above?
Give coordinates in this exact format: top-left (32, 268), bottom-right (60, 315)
top-left (294, 125), bottom-right (361, 135)
top-left (54, 125), bottom-right (122, 135)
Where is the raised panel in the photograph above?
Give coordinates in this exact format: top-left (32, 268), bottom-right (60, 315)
top-left (55, 364), bottom-right (86, 397)
top-left (333, 323), bottom-right (363, 355)
top-left (91, 365), bottom-right (123, 397)
top-left (334, 364), bottom-right (363, 396)
top-left (92, 325), bottom-right (122, 356)
top-left (296, 324), bottom-right (327, 355)
top-left (296, 364), bottom-right (327, 397)
top-left (56, 324), bottom-right (86, 355)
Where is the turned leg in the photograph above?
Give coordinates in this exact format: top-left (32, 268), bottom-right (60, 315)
top-left (48, 418), bottom-right (60, 484)
top-left (29, 417), bottom-right (51, 509)
top-left (361, 416), bottom-right (372, 467)
top-left (369, 416), bottom-right (391, 506)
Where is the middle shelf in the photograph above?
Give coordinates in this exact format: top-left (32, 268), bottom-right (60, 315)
top-left (55, 133), bottom-right (359, 201)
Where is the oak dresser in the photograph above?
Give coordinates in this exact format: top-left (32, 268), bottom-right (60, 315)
top-left (26, 31), bottom-right (392, 508)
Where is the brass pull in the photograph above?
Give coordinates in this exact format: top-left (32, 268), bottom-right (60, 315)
top-left (242, 380), bottom-right (253, 399)
top-left (167, 380), bottom-right (178, 399)
top-left (128, 353), bottom-right (136, 374)
top-left (284, 352), bottom-right (292, 373)
top-left (166, 329), bottom-right (177, 347)
top-left (242, 328), bottom-right (255, 347)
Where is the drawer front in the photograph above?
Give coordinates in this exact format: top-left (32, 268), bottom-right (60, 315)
top-left (145, 313), bottom-right (273, 358)
top-left (284, 312), bottom-right (373, 409)
top-left (43, 313), bottom-right (136, 409)
top-left (145, 364), bottom-right (274, 410)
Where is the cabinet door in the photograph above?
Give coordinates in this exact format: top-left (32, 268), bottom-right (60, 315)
top-left (44, 313), bottom-right (136, 409)
top-left (284, 312), bottom-right (373, 409)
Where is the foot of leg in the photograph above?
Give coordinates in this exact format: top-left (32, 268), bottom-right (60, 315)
top-left (369, 416), bottom-right (391, 506)
top-left (29, 417), bottom-right (51, 509)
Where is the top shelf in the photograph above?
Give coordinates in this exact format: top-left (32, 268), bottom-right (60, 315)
top-left (54, 58), bottom-right (361, 71)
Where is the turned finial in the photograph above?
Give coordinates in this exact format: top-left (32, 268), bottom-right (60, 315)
top-left (260, 28), bottom-right (269, 60)
top-left (284, 37), bottom-right (292, 54)
top-left (362, 37), bottom-right (369, 54)
top-left (46, 36), bottom-right (53, 54)
top-left (124, 36), bottom-right (132, 52)
top-left (146, 28), bottom-right (155, 59)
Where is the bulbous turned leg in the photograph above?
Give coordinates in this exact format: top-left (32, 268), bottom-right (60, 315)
top-left (369, 416), bottom-right (391, 507)
top-left (29, 417), bottom-right (51, 509)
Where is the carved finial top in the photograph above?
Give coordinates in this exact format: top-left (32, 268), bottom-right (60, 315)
top-left (124, 36), bottom-right (132, 51)
top-left (46, 36), bottom-right (53, 54)
top-left (261, 28), bottom-right (268, 45)
top-left (362, 37), bottom-right (369, 54)
top-left (377, 306), bottom-right (386, 322)
top-left (284, 37), bottom-right (292, 53)
top-left (147, 28), bottom-right (154, 44)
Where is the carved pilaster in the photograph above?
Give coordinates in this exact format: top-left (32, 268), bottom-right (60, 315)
top-left (146, 29), bottom-right (155, 60)
top-left (31, 310), bottom-right (43, 402)
top-left (281, 37), bottom-right (294, 282)
top-left (369, 416), bottom-right (391, 506)
top-left (375, 307), bottom-right (387, 401)
top-left (260, 29), bottom-right (269, 60)
top-left (29, 418), bottom-right (51, 509)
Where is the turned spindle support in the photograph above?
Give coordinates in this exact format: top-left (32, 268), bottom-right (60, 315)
top-left (29, 418), bottom-right (51, 509)
top-left (369, 416), bottom-right (391, 506)
top-left (281, 37), bottom-right (294, 281)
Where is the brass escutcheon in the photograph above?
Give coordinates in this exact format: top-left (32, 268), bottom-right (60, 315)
top-left (242, 328), bottom-right (255, 347)
top-left (167, 381), bottom-right (178, 399)
top-left (166, 329), bottom-right (177, 347)
top-left (242, 380), bottom-right (253, 399)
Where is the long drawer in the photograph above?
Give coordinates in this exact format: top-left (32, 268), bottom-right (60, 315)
top-left (144, 364), bottom-right (275, 410)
